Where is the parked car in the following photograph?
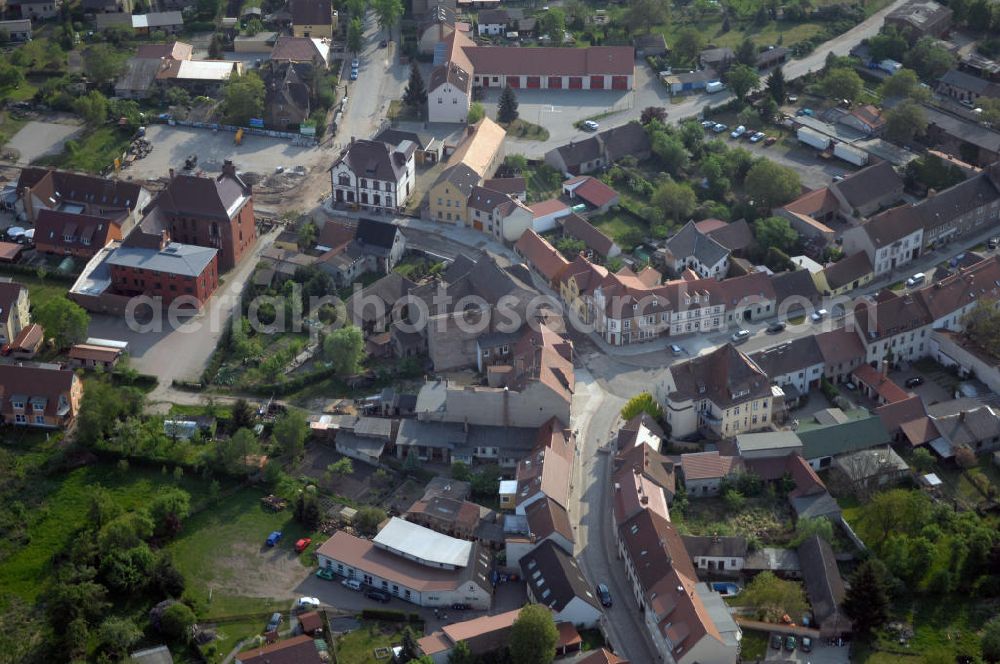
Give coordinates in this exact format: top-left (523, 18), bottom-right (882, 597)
top-left (351, 57), bottom-right (359, 68)
top-left (788, 95), bottom-right (799, 103)
top-left (582, 120), bottom-right (599, 131)
top-left (764, 136), bottom-right (778, 146)
top-left (265, 531), bottom-right (282, 547)
top-left (905, 376), bottom-right (925, 387)
top-left (811, 308), bottom-right (828, 322)
top-left (906, 272), bottom-right (926, 288)
top-left (712, 123), bottom-right (728, 133)
top-left (342, 578), bottom-right (363, 591)
top-left (749, 131), bottom-right (766, 143)
top-left (265, 612), bottom-right (283, 633)
top-left (801, 636), bottom-right (813, 652)
top-left (596, 583), bottom-right (613, 607)
top-left (350, 68), bottom-right (358, 80)
top-left (670, 344), bottom-right (684, 356)
top-left (731, 329), bottom-right (751, 343)
top-left (832, 175), bottom-right (845, 182)
top-left (701, 120), bottom-right (715, 128)
top-left (316, 567), bottom-right (335, 580)
top-left (366, 589), bottom-right (391, 603)
top-left (379, 39), bottom-right (388, 47)
top-left (296, 597), bottom-right (320, 610)
top-left (844, 381), bottom-right (857, 390)
top-left (730, 125), bottom-right (747, 138)
top-left (770, 634), bottom-right (783, 649)
top-left (766, 321), bottom-right (786, 334)
top-left (295, 538), bottom-right (312, 553)
top-left (784, 635), bottom-right (797, 651)
top-left (988, 237), bottom-right (999, 250)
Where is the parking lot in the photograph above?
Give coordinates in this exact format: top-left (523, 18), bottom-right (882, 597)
top-left (764, 634), bottom-right (851, 663)
top-left (4, 120), bottom-right (83, 165)
top-left (126, 124), bottom-right (330, 181)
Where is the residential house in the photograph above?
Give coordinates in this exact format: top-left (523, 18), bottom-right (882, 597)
top-left (833, 446), bottom-right (909, 493)
top-left (418, 5), bottom-right (459, 55)
top-left (466, 185), bottom-right (532, 243)
top-left (613, 442), bottom-right (676, 523)
top-left (235, 636), bottom-right (325, 664)
top-left (290, 0), bottom-right (337, 38)
top-left (916, 255), bottom-right (1000, 333)
top-left (718, 272), bottom-right (777, 324)
top-left (875, 394), bottom-right (936, 445)
top-left (775, 188), bottom-right (838, 243)
top-left (483, 177), bottom-right (526, 201)
top-left (418, 608), bottom-right (577, 663)
top-left (328, 415), bottom-right (396, 465)
top-left (0, 363), bottom-right (83, 428)
top-left (816, 327), bottom-right (868, 383)
top-left (577, 649), bottom-right (628, 664)
top-left (18, 0), bottom-right (62, 19)
top-left (131, 161), bottom-right (256, 272)
top-left (520, 540), bottom-right (603, 628)
top-left (523, 495), bottom-right (575, 554)
top-left (617, 509), bottom-right (741, 664)
top-left (544, 122), bottom-right (650, 176)
top-left (931, 403), bottom-right (1000, 455)
top-left (937, 69), bottom-right (1000, 104)
top-left (852, 363), bottom-right (911, 406)
top-left (559, 213), bottom-right (620, 261)
top-left (513, 417), bottom-right (575, 513)
top-left (797, 535), bottom-right (851, 638)
top-left (116, 42), bottom-right (194, 99)
top-left (95, 11), bottom-right (185, 34)
top-left (680, 451), bottom-right (741, 496)
top-left (616, 412), bottom-right (665, 452)
top-left (16, 167), bottom-right (150, 229)
top-left (661, 221), bottom-right (730, 279)
top-left (841, 206), bottom-right (923, 277)
top-left (315, 218), bottom-right (406, 287)
top-left (770, 269), bottom-right (821, 317)
top-left (837, 104), bottom-right (886, 136)
top-left (884, 0), bottom-right (953, 40)
top-left (853, 289), bottom-right (933, 367)
top-left (700, 218), bottom-right (754, 256)
top-left (0, 281), bottom-right (30, 347)
top-left (68, 343), bottom-right (123, 370)
top-left (316, 519), bottom-right (493, 608)
top-left (682, 535), bottom-right (748, 574)
top-left (34, 209), bottom-right (124, 260)
top-left (750, 336), bottom-right (825, 406)
top-left (562, 175), bottom-right (620, 213)
top-left (261, 60), bottom-right (311, 130)
top-left (755, 46), bottom-right (789, 70)
top-left (330, 137), bottom-right (417, 212)
top-left (660, 343), bottom-right (773, 438)
top-left (405, 495), bottom-right (483, 541)
top-left (477, 8), bottom-right (511, 35)
top-left (815, 251), bottom-right (874, 296)
top-left (270, 35), bottom-right (329, 67)
top-left (428, 118), bottom-right (507, 223)
top-left (917, 162), bottom-right (1000, 246)
top-left (797, 416), bottom-right (891, 470)
top-left (829, 161), bottom-right (903, 219)
top-left (734, 431), bottom-right (803, 459)
top-left (154, 59), bottom-right (242, 96)
top-left (0, 20), bottom-right (31, 41)
top-left (514, 229), bottom-right (570, 285)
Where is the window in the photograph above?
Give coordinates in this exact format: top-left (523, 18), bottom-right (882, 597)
top-left (14, 414), bottom-right (25, 424)
top-left (35, 415), bottom-right (44, 424)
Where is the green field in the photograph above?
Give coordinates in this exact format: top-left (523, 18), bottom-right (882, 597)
top-left (35, 126), bottom-right (132, 174)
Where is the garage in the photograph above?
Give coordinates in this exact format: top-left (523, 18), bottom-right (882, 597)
top-left (568, 77), bottom-right (583, 89)
top-left (508, 76), bottom-right (520, 88)
top-left (612, 76), bottom-right (628, 90)
top-left (526, 76), bottom-right (540, 88)
top-left (590, 76), bottom-right (604, 89)
top-left (548, 76), bottom-right (562, 89)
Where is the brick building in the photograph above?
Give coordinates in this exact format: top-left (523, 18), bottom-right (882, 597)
top-left (106, 242), bottom-right (219, 307)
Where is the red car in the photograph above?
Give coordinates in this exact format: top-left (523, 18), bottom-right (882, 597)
top-left (295, 538), bottom-right (312, 553)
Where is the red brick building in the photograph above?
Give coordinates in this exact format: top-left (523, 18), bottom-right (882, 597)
top-left (133, 160), bottom-right (256, 272)
top-left (106, 241), bottom-right (219, 307)
top-left (34, 209), bottom-right (124, 258)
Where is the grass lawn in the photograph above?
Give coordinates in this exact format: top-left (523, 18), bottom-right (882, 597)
top-left (589, 210), bottom-right (650, 247)
top-left (740, 630), bottom-right (768, 661)
top-left (578, 628), bottom-right (606, 650)
top-left (676, 495), bottom-right (793, 543)
top-left (0, 271), bottom-right (76, 311)
top-left (335, 621), bottom-right (405, 664)
top-left (660, 18), bottom-right (825, 51)
top-left (387, 99), bottom-right (423, 123)
top-left (503, 118), bottom-right (549, 141)
top-left (0, 111), bottom-right (28, 149)
top-left (862, 596), bottom-right (992, 662)
top-left (0, 463), bottom-right (213, 601)
top-left (523, 163), bottom-right (563, 203)
top-left (35, 126), bottom-right (132, 174)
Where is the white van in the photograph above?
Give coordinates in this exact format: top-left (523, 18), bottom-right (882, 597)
top-left (342, 578), bottom-right (363, 591)
top-left (906, 273), bottom-right (926, 288)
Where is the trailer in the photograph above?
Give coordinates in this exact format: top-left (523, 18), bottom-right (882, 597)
top-left (833, 142), bottom-right (869, 167)
top-left (797, 127), bottom-right (831, 151)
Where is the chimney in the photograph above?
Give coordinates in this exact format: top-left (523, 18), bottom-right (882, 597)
top-left (222, 160), bottom-right (237, 178)
top-left (168, 167), bottom-right (175, 179)
top-left (640, 496), bottom-right (649, 504)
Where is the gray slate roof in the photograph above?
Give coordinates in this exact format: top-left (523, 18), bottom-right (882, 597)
top-left (665, 221), bottom-right (729, 267)
top-left (106, 242), bottom-right (217, 277)
top-left (520, 540), bottom-right (601, 613)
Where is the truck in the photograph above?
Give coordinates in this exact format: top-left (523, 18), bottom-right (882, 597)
top-left (833, 142), bottom-right (869, 166)
top-left (797, 126), bottom-right (831, 151)
top-left (705, 80), bottom-right (725, 93)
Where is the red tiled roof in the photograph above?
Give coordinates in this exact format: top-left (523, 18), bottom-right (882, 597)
top-left (900, 417), bottom-right (941, 446)
top-left (12, 323), bottom-right (43, 352)
top-left (236, 635), bottom-right (323, 664)
top-left (875, 394), bottom-right (927, 433)
top-left (853, 364), bottom-right (911, 404)
top-left (530, 198), bottom-right (569, 217)
top-left (516, 229), bottom-right (570, 282)
top-left (0, 242), bottom-right (23, 262)
top-left (565, 175), bottom-right (619, 208)
top-left (578, 648), bottom-right (628, 664)
top-left (464, 45), bottom-right (635, 77)
top-left (680, 451), bottom-right (740, 481)
top-left (694, 218), bottom-right (727, 233)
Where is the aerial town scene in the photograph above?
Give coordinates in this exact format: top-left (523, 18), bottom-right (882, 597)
top-left (3, 0), bottom-right (1000, 662)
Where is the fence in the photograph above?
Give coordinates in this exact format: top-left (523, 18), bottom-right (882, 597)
top-left (167, 119), bottom-right (318, 147)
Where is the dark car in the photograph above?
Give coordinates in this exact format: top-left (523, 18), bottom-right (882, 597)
top-left (801, 636), bottom-right (813, 652)
top-left (784, 635), bottom-right (797, 652)
top-left (770, 634), bottom-right (782, 649)
top-left (451, 603), bottom-right (470, 610)
top-left (905, 376), bottom-right (925, 387)
top-left (366, 589), bottom-right (391, 603)
top-left (596, 583), bottom-right (612, 607)
top-left (989, 237), bottom-right (999, 250)
top-left (265, 612), bottom-right (282, 633)
top-left (767, 321), bottom-right (786, 334)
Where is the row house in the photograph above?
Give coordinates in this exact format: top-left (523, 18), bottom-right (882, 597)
top-left (841, 206), bottom-right (923, 277)
top-left (852, 290), bottom-right (933, 368)
top-left (329, 138), bottom-right (416, 213)
top-left (750, 335), bottom-right (825, 403)
top-left (16, 167), bottom-right (149, 229)
top-left (34, 209), bottom-right (124, 259)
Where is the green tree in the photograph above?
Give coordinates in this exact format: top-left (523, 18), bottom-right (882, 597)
top-left (498, 85), bottom-right (519, 123)
top-left (148, 487), bottom-right (191, 539)
top-left (160, 602), bottom-right (197, 642)
top-left (724, 488), bottom-right (746, 511)
top-left (765, 67), bottom-right (786, 103)
top-left (789, 517), bottom-right (834, 546)
top-left (641, 106), bottom-right (668, 125)
top-left (404, 62), bottom-right (427, 109)
top-left (753, 216), bottom-right (798, 253)
top-left (102, 542), bottom-right (155, 593)
top-left (77, 382), bottom-right (144, 447)
top-left (223, 71), bottom-right (265, 125)
top-left (355, 506), bottom-right (387, 536)
top-left (725, 64), bottom-right (759, 101)
top-left (33, 297), bottom-right (90, 349)
top-left (467, 101), bottom-right (485, 123)
top-left (880, 68), bottom-right (928, 101)
top-left (905, 153), bottom-right (964, 192)
top-left (905, 37), bottom-right (956, 80)
top-left (471, 465), bottom-right (501, 498)
top-left (823, 67), bottom-right (863, 102)
top-left (738, 571), bottom-right (809, 622)
top-left (620, 392), bottom-right (663, 421)
top-left (964, 299), bottom-right (1000, 357)
top-left (451, 461), bottom-right (471, 481)
top-left (274, 410), bottom-right (309, 460)
top-left (673, 27), bottom-right (705, 64)
top-left (231, 398), bottom-right (256, 432)
top-left (983, 616), bottom-right (1000, 663)
top-left (538, 8), bottom-right (566, 40)
top-left (745, 160), bottom-right (801, 208)
top-left (651, 179), bottom-right (696, 223)
top-left (625, 0), bottom-right (668, 33)
top-left (868, 29), bottom-right (907, 62)
top-left (911, 447), bottom-right (936, 473)
top-left (151, 551), bottom-right (186, 597)
top-left (84, 44), bottom-right (125, 88)
top-left (348, 17), bottom-right (364, 54)
top-left (510, 604), bottom-right (559, 664)
top-left (326, 457), bottom-right (354, 482)
top-left (0, 62), bottom-right (25, 89)
top-left (448, 639), bottom-right (475, 664)
top-left (980, 98), bottom-right (1000, 126)
top-left (651, 132), bottom-right (690, 176)
top-left (324, 325), bottom-right (365, 375)
top-left (843, 559), bottom-right (891, 635)
top-left (399, 626), bottom-right (420, 661)
top-left (218, 427), bottom-right (260, 475)
top-left (735, 38), bottom-right (757, 66)
top-left (373, 0), bottom-right (403, 35)
top-left (97, 617), bottom-right (142, 660)
top-left (885, 100), bottom-right (928, 143)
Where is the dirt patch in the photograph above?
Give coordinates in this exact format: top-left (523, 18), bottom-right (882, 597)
top-left (211, 540), bottom-right (308, 598)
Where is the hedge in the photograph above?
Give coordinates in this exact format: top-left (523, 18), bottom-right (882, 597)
top-left (359, 609), bottom-right (423, 624)
top-left (0, 264), bottom-right (78, 282)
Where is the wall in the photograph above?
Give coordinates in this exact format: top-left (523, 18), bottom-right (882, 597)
top-left (931, 331), bottom-right (1000, 395)
top-left (429, 81), bottom-right (472, 124)
top-left (293, 22), bottom-right (333, 39)
top-left (0, 288), bottom-right (30, 345)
